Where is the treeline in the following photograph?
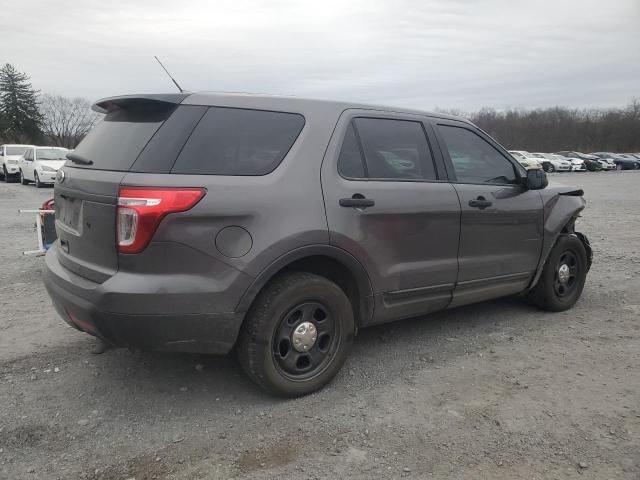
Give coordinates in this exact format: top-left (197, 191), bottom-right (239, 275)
top-left (2, 61), bottom-right (639, 153)
top-left (447, 101), bottom-right (640, 153)
top-left (0, 63), bottom-right (100, 148)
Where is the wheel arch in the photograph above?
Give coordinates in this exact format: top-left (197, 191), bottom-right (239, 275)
top-left (237, 245), bottom-right (374, 328)
top-left (527, 192), bottom-right (589, 291)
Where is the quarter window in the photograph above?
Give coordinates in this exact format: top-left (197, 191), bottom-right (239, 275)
top-left (172, 107), bottom-right (305, 176)
top-left (438, 125), bottom-right (518, 184)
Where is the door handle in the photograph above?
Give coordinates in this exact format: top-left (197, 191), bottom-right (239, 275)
top-left (339, 195), bottom-right (375, 209)
top-left (468, 196), bottom-right (492, 209)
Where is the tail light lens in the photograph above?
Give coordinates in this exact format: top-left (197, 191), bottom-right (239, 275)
top-left (116, 187), bottom-right (206, 253)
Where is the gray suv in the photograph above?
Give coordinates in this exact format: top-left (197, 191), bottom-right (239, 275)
top-left (44, 93), bottom-right (592, 396)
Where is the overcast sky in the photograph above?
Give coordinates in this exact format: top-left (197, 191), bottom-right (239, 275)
top-left (4, 0), bottom-right (640, 111)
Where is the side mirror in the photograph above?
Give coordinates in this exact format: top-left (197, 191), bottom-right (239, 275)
top-left (525, 168), bottom-right (548, 190)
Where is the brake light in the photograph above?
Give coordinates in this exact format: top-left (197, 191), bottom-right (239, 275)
top-left (116, 187), bottom-right (206, 253)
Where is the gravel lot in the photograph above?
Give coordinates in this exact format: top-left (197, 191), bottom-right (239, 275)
top-left (1, 172), bottom-right (639, 480)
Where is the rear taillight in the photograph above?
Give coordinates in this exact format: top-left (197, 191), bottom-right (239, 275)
top-left (116, 187), bottom-right (206, 254)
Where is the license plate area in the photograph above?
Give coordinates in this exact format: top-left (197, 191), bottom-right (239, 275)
top-left (57, 196), bottom-right (83, 233)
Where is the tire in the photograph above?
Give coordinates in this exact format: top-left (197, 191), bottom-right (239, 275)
top-left (34, 172), bottom-right (43, 188)
top-left (20, 170), bottom-right (29, 185)
top-left (4, 166), bottom-right (17, 183)
top-left (528, 235), bottom-right (588, 312)
top-left (237, 272), bottom-right (355, 397)
top-left (547, 164), bottom-right (555, 173)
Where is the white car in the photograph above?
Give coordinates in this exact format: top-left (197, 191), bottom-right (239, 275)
top-left (596, 158), bottom-right (616, 171)
top-left (18, 146), bottom-right (69, 187)
top-left (549, 153), bottom-right (587, 172)
top-left (531, 153), bottom-right (572, 172)
top-left (1, 144), bottom-right (35, 182)
top-left (508, 150), bottom-right (543, 170)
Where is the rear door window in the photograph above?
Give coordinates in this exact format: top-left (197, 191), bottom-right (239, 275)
top-left (352, 118), bottom-right (437, 180)
top-left (171, 107), bottom-right (305, 176)
top-left (337, 124), bottom-right (366, 179)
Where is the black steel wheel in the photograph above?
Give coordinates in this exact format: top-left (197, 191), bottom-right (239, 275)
top-left (528, 235), bottom-right (587, 312)
top-left (553, 251), bottom-right (578, 298)
top-left (272, 302), bottom-right (339, 380)
top-left (238, 272), bottom-right (355, 397)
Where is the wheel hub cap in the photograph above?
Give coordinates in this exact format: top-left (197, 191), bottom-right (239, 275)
top-left (558, 264), bottom-right (570, 283)
top-left (291, 321), bottom-right (317, 352)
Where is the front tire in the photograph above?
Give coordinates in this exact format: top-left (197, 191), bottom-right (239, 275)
top-left (20, 170), bottom-right (29, 185)
top-left (4, 166), bottom-right (16, 183)
top-left (528, 235), bottom-right (588, 312)
top-left (237, 272), bottom-right (355, 397)
top-left (547, 164), bottom-right (555, 173)
top-left (34, 172), bottom-right (44, 188)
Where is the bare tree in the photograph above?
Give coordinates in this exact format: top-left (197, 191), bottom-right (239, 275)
top-left (40, 94), bottom-right (101, 148)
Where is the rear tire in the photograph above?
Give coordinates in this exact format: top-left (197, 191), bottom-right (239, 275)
top-left (528, 235), bottom-right (587, 312)
top-left (237, 272), bottom-right (355, 397)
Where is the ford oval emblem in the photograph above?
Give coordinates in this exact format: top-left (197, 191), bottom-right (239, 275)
top-left (56, 169), bottom-right (65, 184)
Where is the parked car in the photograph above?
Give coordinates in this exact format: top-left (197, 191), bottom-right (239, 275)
top-left (555, 151), bottom-right (602, 171)
top-left (0, 144), bottom-right (35, 182)
top-left (507, 150), bottom-right (544, 170)
top-left (591, 152), bottom-right (640, 170)
top-left (43, 93), bottom-right (592, 396)
top-left (530, 153), bottom-right (572, 172)
top-left (18, 147), bottom-right (69, 187)
top-left (595, 158), bottom-right (616, 171)
top-left (554, 154), bottom-right (587, 172)
top-left (618, 154), bottom-right (640, 168)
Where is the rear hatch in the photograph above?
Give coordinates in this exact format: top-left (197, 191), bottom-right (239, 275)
top-left (54, 94), bottom-right (187, 283)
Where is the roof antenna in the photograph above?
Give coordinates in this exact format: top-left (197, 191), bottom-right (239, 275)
top-left (154, 56), bottom-right (184, 92)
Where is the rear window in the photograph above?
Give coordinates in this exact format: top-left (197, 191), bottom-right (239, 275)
top-left (171, 107), bottom-right (305, 176)
top-left (71, 102), bottom-right (174, 171)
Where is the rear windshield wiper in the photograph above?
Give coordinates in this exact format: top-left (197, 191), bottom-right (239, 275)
top-left (66, 153), bottom-right (94, 166)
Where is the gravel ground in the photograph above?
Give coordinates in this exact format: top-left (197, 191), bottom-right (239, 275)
top-left (1, 172), bottom-right (639, 480)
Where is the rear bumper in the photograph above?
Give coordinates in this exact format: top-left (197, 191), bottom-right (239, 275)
top-left (44, 245), bottom-right (248, 354)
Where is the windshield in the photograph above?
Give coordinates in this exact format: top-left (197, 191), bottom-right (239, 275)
top-left (36, 148), bottom-right (68, 160)
top-left (5, 146), bottom-right (29, 156)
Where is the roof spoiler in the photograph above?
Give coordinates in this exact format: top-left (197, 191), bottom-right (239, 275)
top-left (92, 93), bottom-right (190, 114)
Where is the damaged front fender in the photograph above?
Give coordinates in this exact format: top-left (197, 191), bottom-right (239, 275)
top-left (527, 184), bottom-right (590, 291)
